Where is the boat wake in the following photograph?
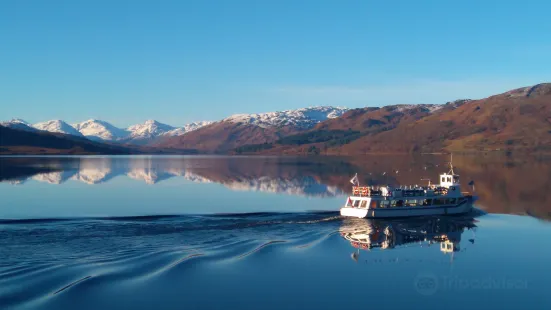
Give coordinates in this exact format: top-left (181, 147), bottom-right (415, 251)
top-left (0, 212), bottom-right (341, 309)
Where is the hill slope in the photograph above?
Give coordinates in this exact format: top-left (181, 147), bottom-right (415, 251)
top-left (342, 83), bottom-right (551, 154)
top-left (239, 83), bottom-right (551, 155)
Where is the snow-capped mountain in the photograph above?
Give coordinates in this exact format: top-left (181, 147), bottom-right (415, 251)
top-left (223, 106), bottom-right (349, 129)
top-left (163, 121), bottom-right (214, 136)
top-left (122, 120), bottom-right (214, 144)
top-left (33, 120), bottom-right (84, 137)
top-left (72, 119), bottom-right (130, 141)
top-left (0, 119), bottom-right (38, 132)
top-left (3, 117), bottom-right (214, 144)
top-left (126, 120), bottom-right (176, 139)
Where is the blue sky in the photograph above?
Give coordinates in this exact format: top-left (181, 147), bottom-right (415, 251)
top-left (1, 0), bottom-right (550, 127)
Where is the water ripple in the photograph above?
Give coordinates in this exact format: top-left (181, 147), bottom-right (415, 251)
top-left (0, 212), bottom-right (340, 309)
top-left (52, 276), bottom-right (93, 295)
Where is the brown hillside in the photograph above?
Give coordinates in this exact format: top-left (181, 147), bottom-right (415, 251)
top-left (341, 83), bottom-right (551, 154)
top-left (155, 121), bottom-right (303, 153)
top-left (246, 83), bottom-right (551, 155)
top-left (314, 104), bottom-right (435, 132)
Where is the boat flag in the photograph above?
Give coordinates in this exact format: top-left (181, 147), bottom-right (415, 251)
top-left (350, 173), bottom-right (359, 186)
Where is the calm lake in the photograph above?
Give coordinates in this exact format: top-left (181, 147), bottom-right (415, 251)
top-left (1, 155), bottom-right (550, 309)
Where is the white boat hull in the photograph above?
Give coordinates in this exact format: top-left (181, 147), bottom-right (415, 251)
top-left (340, 201), bottom-right (473, 219)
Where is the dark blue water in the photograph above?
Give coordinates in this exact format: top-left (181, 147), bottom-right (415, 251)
top-left (1, 156), bottom-right (550, 309)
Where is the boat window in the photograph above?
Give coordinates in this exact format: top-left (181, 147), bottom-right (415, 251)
top-left (390, 200), bottom-right (397, 207)
top-left (447, 177), bottom-right (452, 183)
top-left (453, 176), bottom-right (459, 183)
top-left (458, 198), bottom-right (465, 203)
top-left (441, 177), bottom-right (446, 183)
top-left (406, 199), bottom-right (417, 207)
top-left (422, 199), bottom-right (432, 206)
top-left (360, 200), bottom-right (367, 208)
top-left (370, 200), bottom-right (377, 208)
top-left (380, 201), bottom-right (390, 208)
top-left (448, 198), bottom-right (456, 204)
top-left (396, 200), bottom-right (404, 207)
top-left (433, 198), bottom-right (445, 205)
top-left (353, 200), bottom-right (360, 207)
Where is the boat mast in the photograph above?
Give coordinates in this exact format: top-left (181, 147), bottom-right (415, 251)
top-left (448, 153), bottom-right (455, 175)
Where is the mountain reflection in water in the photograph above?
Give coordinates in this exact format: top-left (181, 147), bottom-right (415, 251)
top-left (1, 155), bottom-right (551, 219)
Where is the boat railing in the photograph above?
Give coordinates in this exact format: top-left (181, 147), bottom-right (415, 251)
top-left (352, 186), bottom-right (385, 197)
top-left (352, 186), bottom-right (453, 197)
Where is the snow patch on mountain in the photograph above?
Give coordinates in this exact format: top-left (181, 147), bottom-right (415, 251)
top-left (126, 120), bottom-right (176, 139)
top-left (427, 105), bottom-right (444, 113)
top-left (33, 120), bottom-right (84, 137)
top-left (392, 104), bottom-right (418, 112)
top-left (223, 106), bottom-right (349, 129)
top-left (163, 121), bottom-right (214, 136)
top-left (444, 99), bottom-right (472, 107)
top-left (2, 118), bottom-right (29, 125)
top-left (387, 103), bottom-right (467, 114)
top-left (0, 119), bottom-right (38, 132)
top-left (73, 119), bottom-right (130, 141)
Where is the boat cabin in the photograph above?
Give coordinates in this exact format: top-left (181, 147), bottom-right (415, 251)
top-left (439, 157), bottom-right (460, 189)
top-left (439, 172), bottom-right (460, 188)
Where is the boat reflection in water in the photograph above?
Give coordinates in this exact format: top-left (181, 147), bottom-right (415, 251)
top-left (339, 216), bottom-right (478, 261)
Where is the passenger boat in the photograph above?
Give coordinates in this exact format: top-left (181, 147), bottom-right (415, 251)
top-left (340, 160), bottom-right (475, 218)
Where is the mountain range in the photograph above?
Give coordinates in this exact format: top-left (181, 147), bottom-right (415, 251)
top-left (0, 118), bottom-right (214, 145)
top-left (2, 83), bottom-right (550, 154)
top-left (1, 106), bottom-right (345, 146)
